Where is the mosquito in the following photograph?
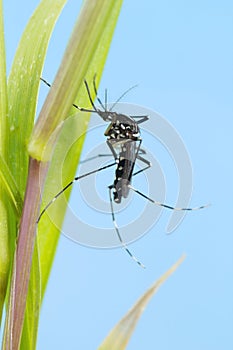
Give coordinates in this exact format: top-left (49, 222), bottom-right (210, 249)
top-left (38, 76), bottom-right (208, 268)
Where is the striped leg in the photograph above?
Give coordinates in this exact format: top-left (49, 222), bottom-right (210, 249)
top-left (108, 186), bottom-right (145, 268)
top-left (37, 162), bottom-right (116, 224)
top-left (79, 154), bottom-right (112, 164)
top-left (40, 77), bottom-right (97, 114)
top-left (128, 185), bottom-right (210, 211)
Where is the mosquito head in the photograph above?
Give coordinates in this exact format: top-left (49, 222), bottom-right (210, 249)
top-left (96, 110), bottom-right (115, 122)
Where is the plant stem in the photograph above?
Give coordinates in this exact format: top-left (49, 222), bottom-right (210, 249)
top-left (3, 157), bottom-right (47, 350)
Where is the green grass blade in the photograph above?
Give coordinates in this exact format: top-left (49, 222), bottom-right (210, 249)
top-left (2, 1), bottom-right (68, 348)
top-left (98, 255), bottom-right (186, 350)
top-left (29, 0), bottom-right (123, 161)
top-left (0, 155), bottom-right (23, 217)
top-left (7, 0), bottom-right (67, 196)
top-left (33, 0), bottom-right (124, 298)
top-left (0, 0), bottom-right (10, 323)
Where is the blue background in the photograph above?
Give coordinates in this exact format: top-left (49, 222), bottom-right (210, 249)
top-left (3, 1), bottom-right (233, 349)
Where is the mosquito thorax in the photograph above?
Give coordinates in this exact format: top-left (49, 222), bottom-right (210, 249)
top-left (103, 113), bottom-right (141, 141)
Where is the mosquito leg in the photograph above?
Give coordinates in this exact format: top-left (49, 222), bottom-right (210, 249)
top-left (131, 115), bottom-right (149, 124)
top-left (40, 77), bottom-right (51, 88)
top-left (79, 154), bottom-right (112, 164)
top-left (138, 148), bottom-right (147, 155)
top-left (106, 140), bottom-right (118, 160)
top-left (108, 186), bottom-right (145, 268)
top-left (128, 185), bottom-right (210, 211)
top-left (133, 149), bottom-right (207, 216)
top-left (132, 165), bottom-right (151, 177)
top-left (83, 79), bottom-right (99, 112)
top-left (37, 162), bottom-right (116, 224)
top-left (40, 77), bottom-right (97, 114)
top-left (132, 154), bottom-right (151, 177)
top-left (92, 74), bottom-right (105, 110)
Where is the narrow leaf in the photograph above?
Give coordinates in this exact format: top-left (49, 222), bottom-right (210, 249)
top-left (0, 155), bottom-right (23, 217)
top-left (7, 0), bottom-right (67, 196)
top-left (28, 0), bottom-right (124, 161)
top-left (0, 0), bottom-right (10, 323)
top-left (3, 1), bottom-right (68, 349)
top-left (98, 255), bottom-right (186, 350)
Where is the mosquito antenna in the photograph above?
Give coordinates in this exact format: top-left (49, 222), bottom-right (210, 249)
top-left (105, 88), bottom-right (108, 112)
top-left (37, 162), bottom-right (116, 224)
top-left (109, 187), bottom-right (145, 268)
top-left (110, 84), bottom-right (138, 111)
top-left (128, 185), bottom-right (210, 211)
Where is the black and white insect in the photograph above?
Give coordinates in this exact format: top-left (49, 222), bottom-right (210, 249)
top-left (38, 77), bottom-right (208, 268)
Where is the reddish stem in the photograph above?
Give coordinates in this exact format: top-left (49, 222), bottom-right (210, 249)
top-left (4, 157), bottom-right (47, 350)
